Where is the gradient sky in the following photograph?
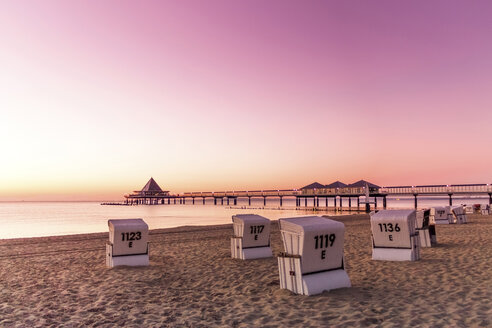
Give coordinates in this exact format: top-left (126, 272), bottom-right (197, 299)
top-left (1, 0), bottom-right (492, 201)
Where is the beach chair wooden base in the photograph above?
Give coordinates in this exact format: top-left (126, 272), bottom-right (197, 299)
top-left (277, 256), bottom-right (350, 296)
top-left (372, 247), bottom-right (420, 261)
top-left (106, 243), bottom-right (149, 268)
top-left (230, 237), bottom-right (272, 260)
top-left (372, 233), bottom-right (420, 261)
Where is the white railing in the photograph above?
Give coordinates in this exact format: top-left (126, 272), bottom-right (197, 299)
top-left (149, 184), bottom-right (492, 198)
top-left (382, 184), bottom-right (491, 194)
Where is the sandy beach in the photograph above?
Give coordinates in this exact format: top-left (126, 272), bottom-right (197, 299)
top-left (0, 214), bottom-right (491, 327)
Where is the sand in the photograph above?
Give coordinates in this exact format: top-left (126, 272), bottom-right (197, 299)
top-left (0, 214), bottom-right (491, 327)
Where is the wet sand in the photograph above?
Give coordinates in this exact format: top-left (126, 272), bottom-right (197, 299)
top-left (0, 214), bottom-right (491, 327)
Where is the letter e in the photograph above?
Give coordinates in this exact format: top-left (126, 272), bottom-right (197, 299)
top-left (255, 234), bottom-right (258, 240)
top-left (129, 241), bottom-right (133, 248)
top-left (389, 235), bottom-right (393, 241)
top-left (321, 250), bottom-right (326, 259)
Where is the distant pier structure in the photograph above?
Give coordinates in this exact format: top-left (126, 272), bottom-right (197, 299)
top-left (121, 178), bottom-right (492, 209)
top-left (125, 178), bottom-right (171, 205)
top-left (297, 180), bottom-right (385, 209)
top-left (123, 178), bottom-right (388, 210)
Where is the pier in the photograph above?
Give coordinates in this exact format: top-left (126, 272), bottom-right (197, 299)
top-left (380, 184), bottom-right (492, 208)
top-left (119, 179), bottom-right (492, 209)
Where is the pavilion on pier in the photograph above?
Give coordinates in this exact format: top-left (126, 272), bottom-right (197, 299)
top-left (125, 178), bottom-right (170, 205)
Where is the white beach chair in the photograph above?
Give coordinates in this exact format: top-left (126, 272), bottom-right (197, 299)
top-left (433, 206), bottom-right (453, 224)
top-left (416, 209), bottom-right (437, 247)
top-left (370, 210), bottom-right (421, 261)
top-left (231, 214), bottom-right (272, 260)
top-left (277, 216), bottom-right (351, 296)
top-left (449, 206), bottom-right (467, 224)
top-left (106, 218), bottom-right (149, 268)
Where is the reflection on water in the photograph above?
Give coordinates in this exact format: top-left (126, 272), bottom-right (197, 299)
top-left (0, 201), bottom-right (332, 239)
top-left (0, 195), bottom-right (489, 239)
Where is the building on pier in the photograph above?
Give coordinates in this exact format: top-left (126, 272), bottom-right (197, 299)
top-left (325, 181), bottom-right (347, 189)
top-left (296, 180), bottom-right (385, 210)
top-left (345, 180), bottom-right (380, 194)
top-left (320, 181), bottom-right (348, 195)
top-left (300, 180), bottom-right (381, 196)
top-left (300, 182), bottom-right (325, 195)
top-left (125, 178), bottom-right (170, 205)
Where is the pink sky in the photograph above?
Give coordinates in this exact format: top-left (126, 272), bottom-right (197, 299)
top-left (1, 1), bottom-right (492, 200)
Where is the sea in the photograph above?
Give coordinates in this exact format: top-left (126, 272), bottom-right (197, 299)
top-left (0, 195), bottom-right (489, 239)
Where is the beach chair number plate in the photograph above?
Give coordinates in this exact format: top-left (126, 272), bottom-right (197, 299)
top-left (377, 223), bottom-right (401, 242)
top-left (314, 234), bottom-right (336, 259)
top-left (378, 223), bottom-right (401, 233)
top-left (314, 234), bottom-right (336, 249)
top-left (250, 225), bottom-right (264, 240)
top-left (121, 231), bottom-right (142, 246)
top-left (250, 225), bottom-right (264, 234)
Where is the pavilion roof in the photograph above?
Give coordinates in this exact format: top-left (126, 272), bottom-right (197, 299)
top-left (324, 181), bottom-right (347, 188)
top-left (300, 182), bottom-right (326, 190)
top-left (347, 180), bottom-right (380, 188)
top-left (141, 177), bottom-right (163, 192)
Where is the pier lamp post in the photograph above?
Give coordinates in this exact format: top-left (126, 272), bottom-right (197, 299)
top-left (446, 185), bottom-right (453, 206)
top-left (362, 186), bottom-right (370, 213)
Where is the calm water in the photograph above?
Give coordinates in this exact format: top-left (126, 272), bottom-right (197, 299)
top-left (0, 201), bottom-right (326, 239)
top-left (0, 195), bottom-right (489, 239)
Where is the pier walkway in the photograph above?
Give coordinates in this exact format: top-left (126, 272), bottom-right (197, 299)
top-left (121, 179), bottom-right (492, 209)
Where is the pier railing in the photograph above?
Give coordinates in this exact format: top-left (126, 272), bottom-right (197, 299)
top-left (182, 190), bottom-right (299, 197)
top-left (136, 184), bottom-right (492, 199)
top-left (380, 184), bottom-right (492, 195)
top-left (300, 187), bottom-right (379, 196)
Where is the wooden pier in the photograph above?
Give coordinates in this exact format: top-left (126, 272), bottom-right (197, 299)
top-left (120, 179), bottom-right (492, 210)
